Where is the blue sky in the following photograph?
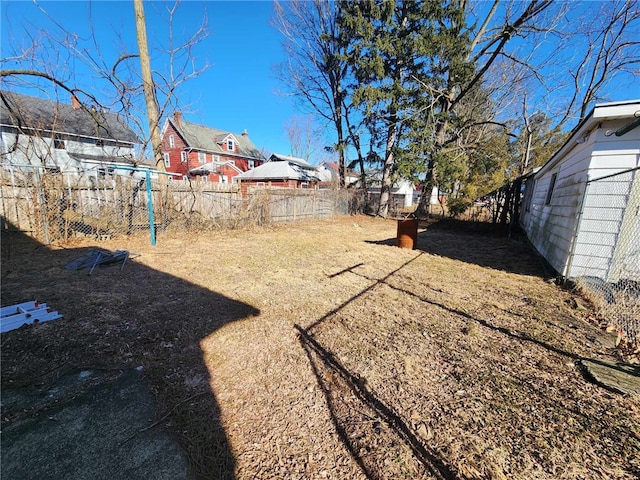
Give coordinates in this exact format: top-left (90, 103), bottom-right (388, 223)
top-left (1, 0), bottom-right (309, 159)
top-left (1, 1), bottom-right (638, 165)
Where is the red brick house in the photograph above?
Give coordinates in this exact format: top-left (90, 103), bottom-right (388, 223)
top-left (160, 112), bottom-right (265, 182)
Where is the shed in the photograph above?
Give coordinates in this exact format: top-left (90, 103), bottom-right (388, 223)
top-left (234, 153), bottom-right (320, 196)
top-left (520, 99), bottom-right (640, 282)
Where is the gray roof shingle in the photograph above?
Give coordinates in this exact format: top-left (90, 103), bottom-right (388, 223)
top-left (171, 119), bottom-right (264, 160)
top-left (0, 90), bottom-right (139, 144)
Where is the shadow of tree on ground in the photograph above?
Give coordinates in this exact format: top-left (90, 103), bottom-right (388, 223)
top-left (297, 325), bottom-right (457, 480)
top-left (366, 218), bottom-right (548, 277)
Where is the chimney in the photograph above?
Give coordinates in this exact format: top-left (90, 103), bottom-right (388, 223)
top-left (174, 111), bottom-right (182, 127)
top-left (71, 95), bottom-right (81, 110)
top-left (242, 129), bottom-right (248, 137)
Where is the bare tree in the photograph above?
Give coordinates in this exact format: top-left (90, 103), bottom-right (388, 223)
top-left (284, 114), bottom-right (323, 162)
top-left (1, 0), bottom-right (209, 169)
top-left (273, 0), bottom-right (350, 186)
top-left (556, 0), bottom-right (640, 126)
top-left (413, 0), bottom-right (557, 216)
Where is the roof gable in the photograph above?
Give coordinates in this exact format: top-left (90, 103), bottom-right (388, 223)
top-left (0, 90), bottom-right (139, 144)
top-left (217, 133), bottom-right (239, 145)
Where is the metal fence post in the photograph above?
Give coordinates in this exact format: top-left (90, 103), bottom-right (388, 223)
top-left (146, 169), bottom-right (156, 246)
top-left (34, 167), bottom-right (50, 245)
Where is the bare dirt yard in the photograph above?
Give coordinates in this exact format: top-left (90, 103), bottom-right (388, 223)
top-left (2, 215), bottom-right (639, 479)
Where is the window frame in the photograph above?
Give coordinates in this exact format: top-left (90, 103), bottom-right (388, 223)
top-left (169, 135), bottom-right (175, 148)
top-left (180, 151), bottom-right (188, 163)
top-left (545, 173), bottom-right (557, 205)
top-left (53, 135), bottom-right (65, 150)
top-left (164, 153), bottom-right (171, 168)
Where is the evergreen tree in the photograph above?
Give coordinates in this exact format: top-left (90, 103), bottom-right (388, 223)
top-left (338, 0), bottom-right (442, 217)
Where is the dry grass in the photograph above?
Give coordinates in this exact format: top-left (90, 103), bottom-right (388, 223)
top-left (2, 215), bottom-right (639, 479)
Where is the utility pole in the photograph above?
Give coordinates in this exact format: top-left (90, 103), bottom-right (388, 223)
top-left (133, 0), bottom-right (165, 172)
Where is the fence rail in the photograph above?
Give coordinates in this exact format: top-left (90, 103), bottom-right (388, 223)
top-left (0, 166), bottom-right (365, 244)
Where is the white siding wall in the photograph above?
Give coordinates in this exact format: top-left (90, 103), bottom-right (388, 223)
top-left (525, 135), bottom-right (593, 275)
top-left (1, 128), bottom-right (134, 173)
top-left (568, 120), bottom-right (640, 279)
top-left (524, 116), bottom-right (640, 278)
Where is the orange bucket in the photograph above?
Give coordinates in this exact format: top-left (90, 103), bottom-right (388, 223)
top-left (396, 218), bottom-right (418, 249)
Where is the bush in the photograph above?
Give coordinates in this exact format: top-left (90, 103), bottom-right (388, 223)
top-left (447, 198), bottom-right (473, 217)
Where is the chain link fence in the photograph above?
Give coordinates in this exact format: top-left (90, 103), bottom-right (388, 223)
top-left (0, 166), bottom-right (365, 245)
top-left (569, 168), bottom-right (640, 351)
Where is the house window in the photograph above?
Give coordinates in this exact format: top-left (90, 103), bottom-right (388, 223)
top-left (248, 160), bottom-right (255, 169)
top-left (164, 153), bottom-right (170, 168)
top-left (213, 154), bottom-right (220, 163)
top-left (169, 135), bottom-right (175, 148)
top-left (181, 151), bottom-right (188, 163)
top-left (198, 152), bottom-right (205, 163)
top-left (545, 173), bottom-right (557, 205)
top-left (221, 175), bottom-right (228, 184)
top-left (54, 135), bottom-right (65, 149)
top-left (524, 178), bottom-right (534, 212)
top-left (227, 140), bottom-right (234, 151)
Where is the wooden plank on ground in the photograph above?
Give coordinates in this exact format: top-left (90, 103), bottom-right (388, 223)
top-left (579, 358), bottom-right (640, 396)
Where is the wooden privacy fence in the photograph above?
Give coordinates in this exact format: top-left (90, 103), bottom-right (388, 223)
top-left (0, 167), bottom-right (365, 244)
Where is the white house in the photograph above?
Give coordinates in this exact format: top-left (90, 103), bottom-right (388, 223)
top-left (0, 90), bottom-right (143, 178)
top-left (316, 161), bottom-right (360, 187)
top-left (520, 99), bottom-right (640, 282)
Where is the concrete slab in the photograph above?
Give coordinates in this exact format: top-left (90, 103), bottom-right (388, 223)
top-left (1, 368), bottom-right (192, 480)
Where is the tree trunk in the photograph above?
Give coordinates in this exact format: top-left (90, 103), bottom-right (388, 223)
top-left (334, 84), bottom-right (347, 188)
top-left (378, 118), bottom-right (397, 218)
top-left (415, 114), bottom-right (449, 217)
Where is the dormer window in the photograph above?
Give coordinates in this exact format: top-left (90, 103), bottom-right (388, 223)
top-left (227, 139), bottom-right (234, 151)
